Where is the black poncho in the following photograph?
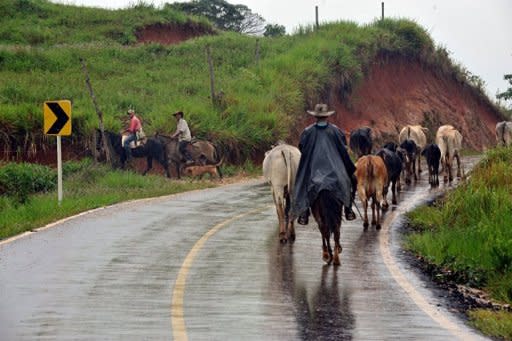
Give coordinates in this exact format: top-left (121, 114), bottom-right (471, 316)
top-left (292, 122), bottom-right (355, 216)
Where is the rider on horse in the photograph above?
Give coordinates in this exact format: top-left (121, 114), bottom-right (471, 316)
top-left (171, 111), bottom-right (194, 165)
top-left (123, 109), bottom-right (142, 161)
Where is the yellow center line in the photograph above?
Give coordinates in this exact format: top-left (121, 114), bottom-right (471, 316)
top-left (171, 205), bottom-right (272, 341)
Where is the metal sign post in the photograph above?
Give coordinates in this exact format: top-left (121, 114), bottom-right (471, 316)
top-left (44, 100), bottom-right (71, 205)
top-left (57, 135), bottom-right (63, 204)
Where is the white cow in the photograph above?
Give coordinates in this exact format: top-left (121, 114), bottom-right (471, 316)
top-left (496, 121), bottom-right (512, 147)
top-left (436, 125), bottom-right (463, 183)
top-left (262, 142), bottom-right (301, 243)
top-left (399, 125), bottom-right (428, 176)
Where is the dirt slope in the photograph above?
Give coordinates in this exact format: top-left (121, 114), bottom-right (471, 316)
top-left (327, 57), bottom-right (502, 151)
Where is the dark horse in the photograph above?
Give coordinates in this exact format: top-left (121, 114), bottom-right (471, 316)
top-left (155, 134), bottom-right (222, 179)
top-left (96, 129), bottom-right (170, 177)
top-left (311, 190), bottom-right (343, 266)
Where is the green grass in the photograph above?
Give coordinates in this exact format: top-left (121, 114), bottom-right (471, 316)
top-left (468, 309), bottom-right (512, 341)
top-left (1, 0), bottom-right (496, 163)
top-left (0, 157), bottom-right (260, 240)
top-left (405, 147), bottom-right (512, 339)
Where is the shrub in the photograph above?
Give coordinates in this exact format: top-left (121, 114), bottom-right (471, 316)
top-left (0, 162), bottom-right (56, 203)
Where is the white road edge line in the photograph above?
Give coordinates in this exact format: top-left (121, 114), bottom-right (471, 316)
top-left (380, 208), bottom-right (478, 341)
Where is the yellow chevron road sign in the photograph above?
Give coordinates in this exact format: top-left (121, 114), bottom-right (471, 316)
top-left (44, 100), bottom-right (72, 136)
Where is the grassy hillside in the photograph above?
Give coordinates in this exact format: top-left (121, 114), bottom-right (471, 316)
top-left (0, 0), bottom-right (494, 163)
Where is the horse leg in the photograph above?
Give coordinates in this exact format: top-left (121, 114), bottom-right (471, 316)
top-left (143, 156), bottom-right (153, 176)
top-left (158, 155), bottom-right (171, 178)
top-left (323, 233), bottom-right (333, 265)
top-left (332, 224), bottom-right (342, 266)
top-left (175, 163), bottom-right (181, 179)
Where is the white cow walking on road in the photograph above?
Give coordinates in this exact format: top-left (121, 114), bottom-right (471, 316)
top-left (398, 124), bottom-right (428, 177)
top-left (262, 142), bottom-right (301, 243)
top-left (436, 124), bottom-right (463, 183)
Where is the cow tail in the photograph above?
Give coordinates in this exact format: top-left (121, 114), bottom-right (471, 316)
top-left (281, 150), bottom-right (292, 196)
top-left (407, 126), bottom-right (411, 139)
top-left (366, 157), bottom-right (374, 184)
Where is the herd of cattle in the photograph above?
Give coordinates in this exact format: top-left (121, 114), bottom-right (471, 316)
top-left (262, 121), bottom-right (512, 261)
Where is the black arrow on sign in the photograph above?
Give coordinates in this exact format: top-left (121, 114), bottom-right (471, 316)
top-left (46, 102), bottom-right (69, 134)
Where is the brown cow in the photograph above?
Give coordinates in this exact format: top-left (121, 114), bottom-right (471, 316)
top-left (355, 155), bottom-right (388, 229)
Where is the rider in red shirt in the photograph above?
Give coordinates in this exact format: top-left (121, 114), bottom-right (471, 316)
top-left (123, 109), bottom-right (141, 161)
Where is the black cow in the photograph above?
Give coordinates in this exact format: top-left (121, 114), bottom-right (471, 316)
top-left (421, 143), bottom-right (441, 187)
top-left (376, 148), bottom-right (402, 207)
top-left (349, 127), bottom-right (372, 158)
top-left (383, 141), bottom-right (398, 152)
top-left (399, 139), bottom-right (417, 184)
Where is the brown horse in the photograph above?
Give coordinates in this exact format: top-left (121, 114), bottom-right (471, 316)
top-left (155, 134), bottom-right (221, 179)
top-left (311, 190), bottom-right (343, 265)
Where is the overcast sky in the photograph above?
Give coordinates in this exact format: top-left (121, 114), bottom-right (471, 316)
top-left (50, 0), bottom-right (511, 104)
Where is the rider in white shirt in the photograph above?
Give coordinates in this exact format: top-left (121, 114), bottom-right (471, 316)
top-left (171, 111), bottom-right (194, 165)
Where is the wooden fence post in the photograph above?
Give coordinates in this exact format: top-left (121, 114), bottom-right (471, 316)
top-left (205, 45), bottom-right (217, 106)
top-left (79, 57), bottom-right (111, 164)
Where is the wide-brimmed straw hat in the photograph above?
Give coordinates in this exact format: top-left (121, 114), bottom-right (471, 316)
top-left (306, 103), bottom-right (335, 117)
top-left (173, 111), bottom-right (184, 117)
top-left (127, 109), bottom-right (135, 115)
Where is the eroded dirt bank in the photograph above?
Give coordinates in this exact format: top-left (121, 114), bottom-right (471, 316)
top-left (327, 57), bottom-right (502, 150)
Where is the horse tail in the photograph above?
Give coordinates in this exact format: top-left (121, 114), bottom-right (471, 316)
top-left (317, 190), bottom-right (342, 234)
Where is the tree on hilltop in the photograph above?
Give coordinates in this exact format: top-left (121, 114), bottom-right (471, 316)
top-left (168, 0), bottom-right (265, 35)
top-left (264, 24), bottom-right (286, 37)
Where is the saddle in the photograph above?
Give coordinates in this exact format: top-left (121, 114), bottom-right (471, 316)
top-left (121, 128), bottom-right (147, 149)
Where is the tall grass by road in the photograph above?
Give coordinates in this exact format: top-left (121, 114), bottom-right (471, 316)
top-left (406, 147), bottom-right (512, 339)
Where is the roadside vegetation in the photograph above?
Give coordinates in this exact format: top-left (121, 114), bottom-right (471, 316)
top-left (0, 157), bottom-right (259, 240)
top-left (405, 147), bottom-right (512, 340)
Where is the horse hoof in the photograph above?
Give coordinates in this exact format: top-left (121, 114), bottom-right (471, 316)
top-left (289, 233), bottom-right (296, 242)
top-left (376, 223), bottom-right (382, 230)
top-left (333, 257), bottom-right (341, 266)
top-left (392, 199), bottom-right (397, 205)
top-left (322, 253), bottom-right (330, 263)
top-left (371, 220), bottom-right (377, 226)
top-left (363, 221), bottom-right (369, 228)
top-left (279, 238), bottom-right (287, 244)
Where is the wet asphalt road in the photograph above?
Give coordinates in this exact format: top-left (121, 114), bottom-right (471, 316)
top-left (0, 157), bottom-right (489, 340)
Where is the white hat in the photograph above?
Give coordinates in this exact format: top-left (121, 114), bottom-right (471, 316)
top-left (306, 103), bottom-right (335, 117)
